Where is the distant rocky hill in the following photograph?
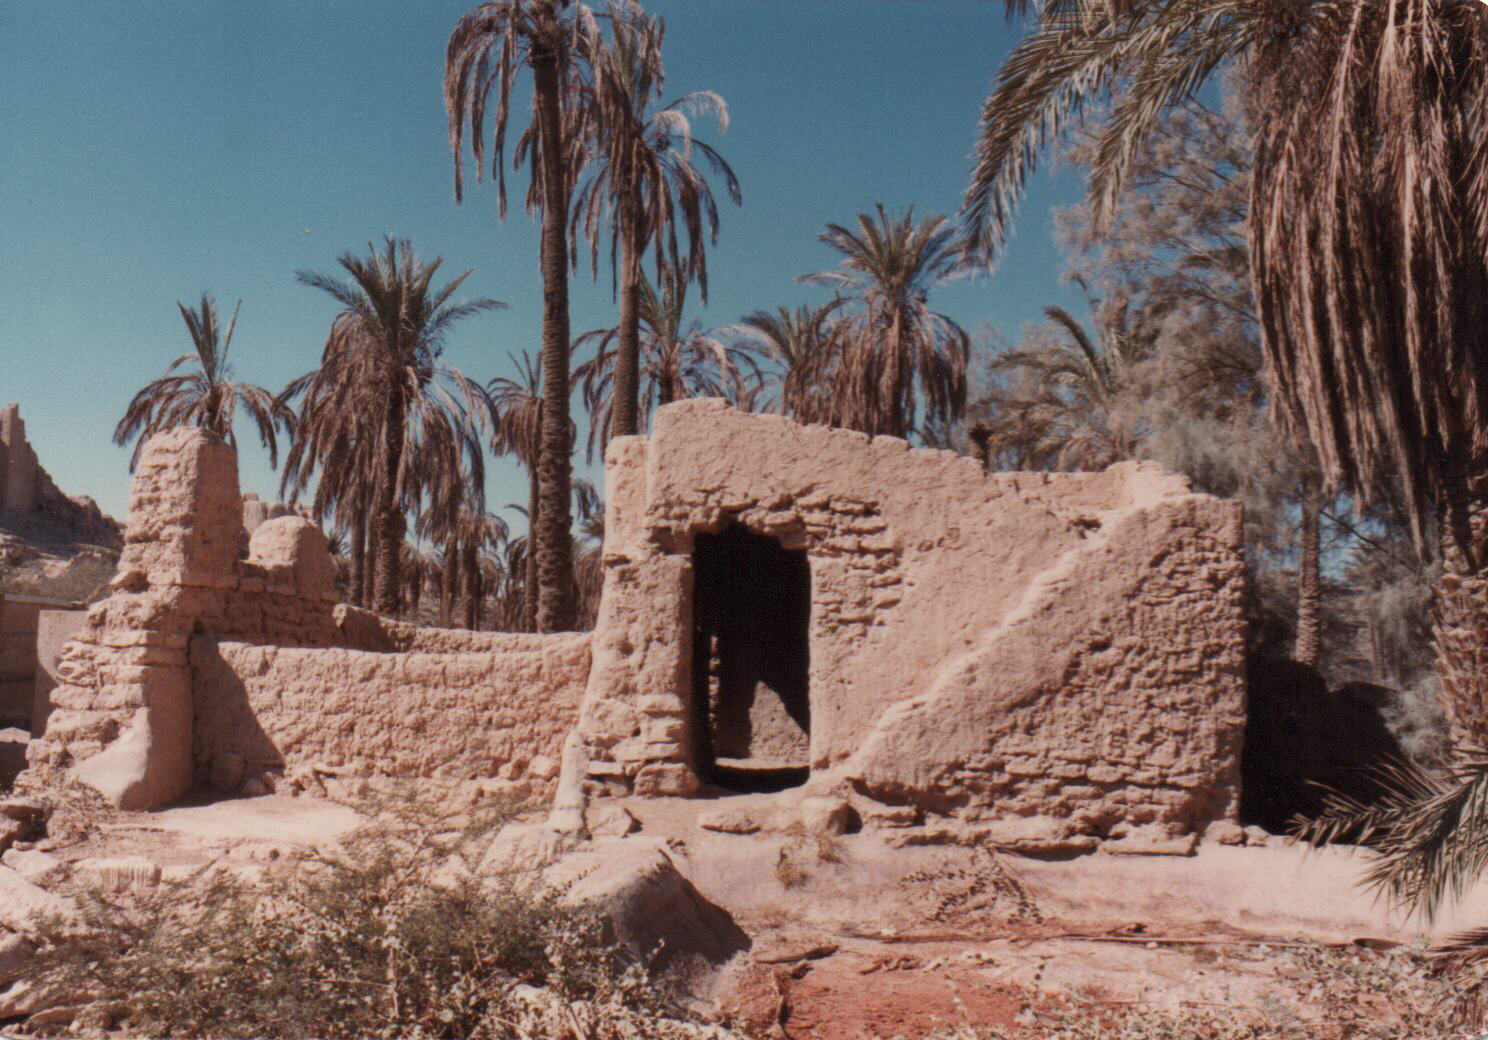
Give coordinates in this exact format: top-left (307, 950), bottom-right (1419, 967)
top-left (0, 403), bottom-right (122, 605)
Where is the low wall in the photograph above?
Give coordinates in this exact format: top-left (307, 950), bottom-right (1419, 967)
top-left (191, 634), bottom-right (590, 797)
top-left (30, 429), bottom-right (597, 810)
top-left (0, 595), bottom-right (82, 728)
top-left (31, 607), bottom-right (87, 737)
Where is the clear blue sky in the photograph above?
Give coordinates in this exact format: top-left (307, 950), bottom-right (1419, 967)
top-left (0, 0), bottom-right (1085, 528)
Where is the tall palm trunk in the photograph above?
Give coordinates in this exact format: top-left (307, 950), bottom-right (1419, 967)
top-left (613, 192), bottom-right (644, 439)
top-left (525, 465), bottom-right (540, 633)
top-left (462, 539), bottom-right (481, 631)
top-left (883, 315), bottom-right (907, 438)
top-left (362, 503), bottom-right (378, 610)
top-left (1433, 466), bottom-right (1488, 746)
top-left (441, 535), bottom-right (459, 627)
top-left (349, 499), bottom-right (367, 608)
top-left (532, 46), bottom-right (577, 633)
top-left (968, 424), bottom-right (993, 473)
top-left (1295, 485), bottom-right (1322, 669)
top-left (375, 393), bottom-right (407, 616)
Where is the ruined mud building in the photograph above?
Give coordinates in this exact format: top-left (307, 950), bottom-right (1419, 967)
top-left (26, 400), bottom-right (1248, 851)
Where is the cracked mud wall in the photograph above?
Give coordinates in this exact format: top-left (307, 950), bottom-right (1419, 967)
top-left (192, 634), bottom-right (588, 798)
top-left (27, 428), bottom-right (593, 808)
top-left (568, 400), bottom-right (1246, 841)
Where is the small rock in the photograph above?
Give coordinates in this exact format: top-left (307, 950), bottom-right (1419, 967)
top-left (585, 803), bottom-right (641, 838)
top-left (698, 807), bottom-right (763, 835)
top-left (527, 754), bottom-right (559, 781)
top-left (0, 979), bottom-right (46, 1018)
top-left (1103, 831), bottom-right (1199, 857)
top-left (799, 797), bottom-right (857, 836)
top-left (1205, 820), bottom-right (1247, 846)
top-left (73, 1001), bottom-right (121, 1032)
top-left (755, 939), bottom-right (839, 965)
top-left (209, 751), bottom-right (246, 792)
top-left (0, 933), bottom-right (35, 987)
top-left (1243, 825), bottom-right (1271, 847)
top-left (0, 798), bottom-right (46, 826)
top-left (0, 865), bottom-right (76, 934)
top-left (0, 817), bottom-right (24, 856)
top-left (1, 848), bottom-right (63, 885)
top-left (27, 1004), bottom-right (81, 1027)
top-left (240, 775), bottom-right (270, 798)
top-left (860, 802), bottom-right (919, 828)
top-left (632, 762), bottom-right (698, 798)
top-left (108, 567), bottom-right (147, 592)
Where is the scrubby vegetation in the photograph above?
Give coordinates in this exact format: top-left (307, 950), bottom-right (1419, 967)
top-left (19, 795), bottom-right (734, 1039)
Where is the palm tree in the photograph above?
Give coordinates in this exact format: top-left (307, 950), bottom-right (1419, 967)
top-left (576, 262), bottom-right (765, 461)
top-left (966, 0), bottom-right (1488, 917)
top-left (293, 238), bottom-right (501, 617)
top-left (446, 0), bottom-right (596, 633)
top-left (572, 0), bottom-right (740, 439)
top-left (489, 351), bottom-right (549, 632)
top-left (114, 293), bottom-right (292, 471)
top-left (279, 361), bottom-right (382, 607)
top-left (797, 205), bottom-right (970, 439)
top-left (979, 285), bottom-right (1146, 471)
top-left (737, 302), bottom-right (840, 422)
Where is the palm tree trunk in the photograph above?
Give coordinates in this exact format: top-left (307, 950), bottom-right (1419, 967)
top-left (525, 466), bottom-right (540, 633)
top-left (1295, 484), bottom-right (1322, 669)
top-left (1433, 467), bottom-right (1488, 746)
top-left (968, 424), bottom-right (993, 473)
top-left (462, 540), bottom-right (480, 631)
top-left (613, 196), bottom-right (644, 439)
top-left (441, 536), bottom-right (458, 627)
top-left (532, 47), bottom-right (577, 633)
top-left (349, 499), bottom-right (367, 608)
top-left (374, 395), bottom-right (407, 616)
top-left (362, 503), bottom-right (378, 610)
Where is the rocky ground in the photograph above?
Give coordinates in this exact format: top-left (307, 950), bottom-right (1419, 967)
top-left (0, 766), bottom-right (1484, 1039)
top-left (0, 496), bottom-right (120, 605)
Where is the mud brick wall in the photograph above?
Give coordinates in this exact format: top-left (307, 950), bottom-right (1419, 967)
top-left (27, 428), bottom-right (594, 809)
top-left (564, 400), bottom-right (1247, 846)
top-left (191, 634), bottom-right (589, 797)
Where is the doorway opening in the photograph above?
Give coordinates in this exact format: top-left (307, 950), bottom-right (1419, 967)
top-left (690, 524), bottom-right (811, 792)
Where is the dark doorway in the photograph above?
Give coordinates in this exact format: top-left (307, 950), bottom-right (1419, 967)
top-left (691, 524), bottom-right (811, 791)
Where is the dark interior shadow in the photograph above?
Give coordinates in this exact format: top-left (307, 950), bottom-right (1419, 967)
top-left (1241, 656), bottom-right (1409, 835)
top-left (691, 524), bottom-right (811, 791)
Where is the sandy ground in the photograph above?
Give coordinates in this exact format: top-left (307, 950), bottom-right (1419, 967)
top-left (7, 786), bottom-right (1484, 1038)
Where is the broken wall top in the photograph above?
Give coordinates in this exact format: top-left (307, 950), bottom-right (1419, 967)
top-left (580, 399), bottom-right (1247, 842)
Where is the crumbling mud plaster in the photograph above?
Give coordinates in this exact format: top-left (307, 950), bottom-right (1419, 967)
top-left (564, 400), bottom-right (1247, 845)
top-left (25, 429), bottom-right (587, 808)
top-left (192, 635), bottom-right (588, 798)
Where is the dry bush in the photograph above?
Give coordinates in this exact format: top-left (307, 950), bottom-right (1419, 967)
top-left (773, 823), bottom-right (845, 889)
top-left (21, 792), bottom-right (731, 1038)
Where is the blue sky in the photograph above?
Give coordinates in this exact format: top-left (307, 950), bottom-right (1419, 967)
top-left (0, 0), bottom-right (1085, 527)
